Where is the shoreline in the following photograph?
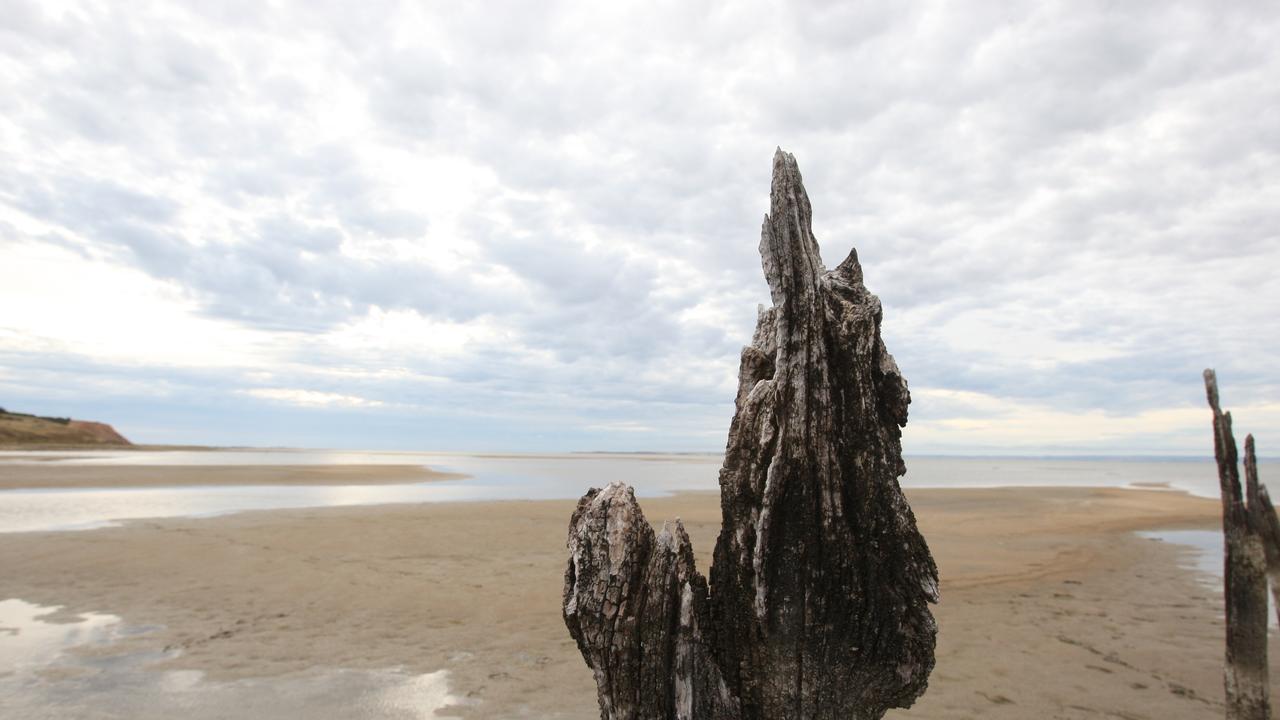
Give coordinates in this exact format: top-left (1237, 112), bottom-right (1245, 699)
top-left (1, 452), bottom-right (1239, 504)
top-left (2, 485), bottom-right (1269, 719)
top-left (0, 463), bottom-right (461, 490)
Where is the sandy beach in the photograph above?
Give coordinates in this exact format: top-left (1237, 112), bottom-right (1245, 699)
top-left (0, 467), bottom-right (1272, 719)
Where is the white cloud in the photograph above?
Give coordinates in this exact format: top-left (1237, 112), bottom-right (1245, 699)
top-left (581, 421), bottom-right (655, 434)
top-left (241, 388), bottom-right (385, 409)
top-left (908, 386), bottom-right (1280, 455)
top-left (0, 0), bottom-right (1276, 452)
top-left (0, 239), bottom-right (279, 368)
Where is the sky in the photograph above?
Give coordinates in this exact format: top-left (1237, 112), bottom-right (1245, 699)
top-left (1, 0), bottom-right (1277, 455)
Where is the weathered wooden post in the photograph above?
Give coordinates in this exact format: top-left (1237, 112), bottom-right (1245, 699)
top-left (563, 150), bottom-right (938, 719)
top-left (1255, 476), bottom-right (1280, 629)
top-left (1204, 370), bottom-right (1270, 720)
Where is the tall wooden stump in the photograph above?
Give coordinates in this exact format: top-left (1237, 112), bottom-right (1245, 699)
top-left (563, 150), bottom-right (938, 719)
top-left (1205, 370), bottom-right (1271, 720)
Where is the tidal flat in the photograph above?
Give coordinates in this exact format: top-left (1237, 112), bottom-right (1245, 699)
top-left (0, 454), bottom-right (1275, 718)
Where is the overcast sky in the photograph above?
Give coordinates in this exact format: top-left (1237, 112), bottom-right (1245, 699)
top-left (1, 0), bottom-right (1277, 455)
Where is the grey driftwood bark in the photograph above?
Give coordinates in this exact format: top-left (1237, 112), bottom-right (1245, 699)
top-left (563, 150), bottom-right (938, 720)
top-left (1254, 463), bottom-right (1280, 630)
top-left (1204, 370), bottom-right (1270, 720)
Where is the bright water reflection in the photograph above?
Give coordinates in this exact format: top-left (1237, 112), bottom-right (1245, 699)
top-left (0, 451), bottom-right (1239, 534)
top-left (0, 598), bottom-right (127, 670)
top-left (0, 598), bottom-right (464, 719)
top-left (0, 453), bottom-right (725, 533)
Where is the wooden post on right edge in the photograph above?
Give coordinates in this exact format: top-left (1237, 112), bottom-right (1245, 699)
top-left (1204, 369), bottom-right (1270, 720)
top-left (1250, 439), bottom-right (1280, 630)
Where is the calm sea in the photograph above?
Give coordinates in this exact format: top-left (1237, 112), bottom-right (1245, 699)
top-left (0, 450), bottom-right (1257, 534)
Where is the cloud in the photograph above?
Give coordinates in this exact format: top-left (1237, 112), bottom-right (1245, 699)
top-left (0, 0), bottom-right (1277, 453)
top-left (241, 388), bottom-right (385, 409)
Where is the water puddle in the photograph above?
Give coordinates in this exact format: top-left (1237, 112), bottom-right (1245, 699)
top-left (0, 598), bottom-right (132, 671)
top-left (0, 598), bottom-right (465, 719)
top-left (1137, 529), bottom-right (1278, 630)
top-left (1136, 530), bottom-right (1222, 581)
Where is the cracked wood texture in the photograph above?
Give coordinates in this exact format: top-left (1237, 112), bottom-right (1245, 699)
top-left (1204, 369), bottom-right (1270, 720)
top-left (563, 150), bottom-right (938, 720)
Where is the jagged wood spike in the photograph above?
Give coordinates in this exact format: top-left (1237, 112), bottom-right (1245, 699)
top-left (1204, 370), bottom-right (1270, 720)
top-left (563, 150), bottom-right (938, 720)
top-left (710, 149), bottom-right (936, 720)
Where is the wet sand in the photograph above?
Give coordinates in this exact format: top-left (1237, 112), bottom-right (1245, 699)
top-left (0, 482), bottom-right (1271, 719)
top-left (0, 463), bottom-right (458, 489)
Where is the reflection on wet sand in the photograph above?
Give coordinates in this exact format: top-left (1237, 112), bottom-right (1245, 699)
top-left (0, 598), bottom-right (464, 719)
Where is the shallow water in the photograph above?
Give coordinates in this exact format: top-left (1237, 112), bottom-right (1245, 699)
top-left (0, 451), bottom-right (1238, 534)
top-left (1136, 529), bottom-right (1222, 579)
top-left (0, 452), bottom-right (723, 533)
top-left (1134, 528), bottom-right (1279, 629)
top-left (0, 598), bottom-right (463, 720)
top-left (0, 598), bottom-right (130, 670)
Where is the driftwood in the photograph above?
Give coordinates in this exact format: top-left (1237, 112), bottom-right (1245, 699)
top-left (563, 150), bottom-right (938, 719)
top-left (1204, 370), bottom-right (1271, 720)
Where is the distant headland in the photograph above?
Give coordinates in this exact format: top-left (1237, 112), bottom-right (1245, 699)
top-left (0, 407), bottom-right (131, 448)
